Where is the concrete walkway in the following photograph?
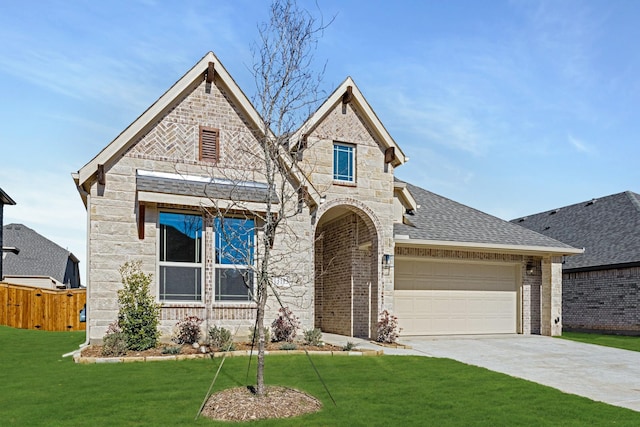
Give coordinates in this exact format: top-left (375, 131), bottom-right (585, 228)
top-left (322, 333), bottom-right (640, 412)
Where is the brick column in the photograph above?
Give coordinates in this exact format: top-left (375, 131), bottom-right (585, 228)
top-left (541, 256), bottom-right (563, 336)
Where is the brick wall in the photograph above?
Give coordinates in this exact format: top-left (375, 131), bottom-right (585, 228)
top-left (563, 266), bottom-right (640, 333)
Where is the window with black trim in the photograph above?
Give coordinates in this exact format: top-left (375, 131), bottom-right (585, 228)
top-left (158, 212), bottom-right (203, 301)
top-left (199, 126), bottom-right (219, 162)
top-left (214, 217), bottom-right (255, 302)
top-left (333, 142), bottom-right (355, 182)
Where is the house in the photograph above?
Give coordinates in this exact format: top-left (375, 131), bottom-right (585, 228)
top-left (2, 223), bottom-right (82, 289)
top-left (513, 191), bottom-right (640, 334)
top-left (73, 51), bottom-right (580, 344)
top-left (0, 188), bottom-right (17, 280)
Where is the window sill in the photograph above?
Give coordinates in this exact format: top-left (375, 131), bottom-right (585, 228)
top-left (333, 180), bottom-right (356, 187)
top-left (160, 302), bottom-right (206, 308)
top-left (211, 302), bottom-right (257, 308)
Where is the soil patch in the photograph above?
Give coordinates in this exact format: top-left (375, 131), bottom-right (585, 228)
top-left (200, 386), bottom-right (322, 421)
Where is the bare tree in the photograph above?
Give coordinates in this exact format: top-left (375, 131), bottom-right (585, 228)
top-left (208, 0), bottom-right (329, 396)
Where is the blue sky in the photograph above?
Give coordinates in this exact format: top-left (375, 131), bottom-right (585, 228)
top-left (1, 0), bottom-right (639, 274)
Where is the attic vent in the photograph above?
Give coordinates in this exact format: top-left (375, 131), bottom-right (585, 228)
top-left (518, 217), bottom-right (527, 222)
top-left (544, 226), bottom-right (551, 230)
top-left (549, 209), bottom-right (558, 215)
top-left (586, 198), bottom-right (597, 206)
top-left (199, 126), bottom-right (219, 162)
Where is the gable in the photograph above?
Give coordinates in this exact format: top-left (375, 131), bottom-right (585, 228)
top-left (75, 52), bottom-right (268, 195)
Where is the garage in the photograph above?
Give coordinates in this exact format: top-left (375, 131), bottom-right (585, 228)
top-left (394, 258), bottom-right (519, 335)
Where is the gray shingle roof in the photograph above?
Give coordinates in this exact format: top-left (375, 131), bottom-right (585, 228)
top-left (511, 191), bottom-right (640, 270)
top-left (136, 175), bottom-right (278, 204)
top-left (2, 224), bottom-right (78, 282)
top-left (395, 181), bottom-right (576, 251)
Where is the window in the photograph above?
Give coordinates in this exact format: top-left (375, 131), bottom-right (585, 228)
top-left (214, 217), bottom-right (255, 302)
top-left (199, 126), bottom-right (219, 162)
top-left (158, 212), bottom-right (203, 301)
top-left (333, 142), bottom-right (354, 182)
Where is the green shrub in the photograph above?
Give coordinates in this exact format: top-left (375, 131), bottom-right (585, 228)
top-left (247, 325), bottom-right (270, 344)
top-left (303, 328), bottom-right (323, 346)
top-left (279, 342), bottom-right (297, 350)
top-left (209, 326), bottom-right (234, 351)
top-left (161, 346), bottom-right (182, 355)
top-left (102, 322), bottom-right (127, 356)
top-left (117, 261), bottom-right (161, 351)
top-left (342, 341), bottom-right (356, 351)
top-left (172, 316), bottom-right (203, 344)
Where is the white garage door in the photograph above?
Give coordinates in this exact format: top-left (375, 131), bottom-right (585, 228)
top-left (394, 258), bottom-right (518, 335)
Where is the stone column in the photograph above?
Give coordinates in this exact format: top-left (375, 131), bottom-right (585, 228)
top-left (540, 256), bottom-right (563, 336)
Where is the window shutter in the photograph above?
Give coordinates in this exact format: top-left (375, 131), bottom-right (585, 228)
top-left (199, 126), bottom-right (219, 162)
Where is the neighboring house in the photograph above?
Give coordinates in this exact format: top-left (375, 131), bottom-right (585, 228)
top-left (513, 191), bottom-right (640, 334)
top-left (2, 224), bottom-right (82, 289)
top-left (73, 51), bottom-right (580, 344)
top-left (0, 188), bottom-right (17, 280)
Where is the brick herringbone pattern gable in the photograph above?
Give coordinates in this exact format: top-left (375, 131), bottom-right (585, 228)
top-left (131, 121), bottom-right (197, 162)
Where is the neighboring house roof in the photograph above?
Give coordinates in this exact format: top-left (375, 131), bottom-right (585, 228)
top-left (0, 188), bottom-right (16, 205)
top-left (2, 224), bottom-right (80, 284)
top-left (394, 181), bottom-right (581, 255)
top-left (289, 77), bottom-right (407, 167)
top-left (511, 191), bottom-right (640, 270)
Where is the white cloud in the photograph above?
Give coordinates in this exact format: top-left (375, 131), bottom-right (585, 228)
top-left (568, 133), bottom-right (595, 154)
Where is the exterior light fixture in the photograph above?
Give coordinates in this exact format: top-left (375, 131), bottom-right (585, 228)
top-left (526, 262), bottom-right (535, 275)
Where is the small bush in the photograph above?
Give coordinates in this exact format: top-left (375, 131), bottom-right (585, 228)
top-left (117, 261), bottom-right (161, 351)
top-left (208, 326), bottom-right (234, 351)
top-left (376, 310), bottom-right (402, 344)
top-left (172, 316), bottom-right (203, 345)
top-left (342, 341), bottom-right (356, 351)
top-left (247, 326), bottom-right (270, 344)
top-left (303, 328), bottom-right (323, 346)
top-left (271, 307), bottom-right (300, 343)
top-left (161, 346), bottom-right (182, 355)
top-left (279, 342), bottom-right (298, 350)
top-left (102, 322), bottom-right (127, 357)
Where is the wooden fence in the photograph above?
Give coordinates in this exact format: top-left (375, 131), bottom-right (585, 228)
top-left (0, 282), bottom-right (86, 331)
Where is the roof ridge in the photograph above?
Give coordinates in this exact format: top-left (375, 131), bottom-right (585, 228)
top-left (625, 191), bottom-right (640, 214)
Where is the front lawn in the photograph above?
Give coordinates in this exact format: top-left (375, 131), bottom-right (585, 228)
top-left (1, 326), bottom-right (639, 426)
top-left (561, 331), bottom-right (640, 352)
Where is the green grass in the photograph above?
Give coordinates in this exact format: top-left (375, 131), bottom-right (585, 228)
top-left (1, 326), bottom-right (640, 426)
top-left (561, 331), bottom-right (640, 352)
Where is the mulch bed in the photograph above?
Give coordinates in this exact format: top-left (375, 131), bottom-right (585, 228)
top-left (200, 386), bottom-right (322, 421)
top-left (81, 341), bottom-right (342, 358)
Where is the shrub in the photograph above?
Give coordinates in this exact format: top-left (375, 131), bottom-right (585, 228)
top-left (172, 316), bottom-right (203, 345)
top-left (117, 261), bottom-right (161, 351)
top-left (271, 306), bottom-right (300, 343)
top-left (247, 325), bottom-right (270, 345)
top-left (342, 341), bottom-right (356, 351)
top-left (376, 310), bottom-right (401, 344)
top-left (303, 328), bottom-right (323, 346)
top-left (161, 346), bottom-right (182, 355)
top-left (102, 322), bottom-right (127, 357)
top-left (209, 326), bottom-right (235, 351)
top-left (279, 342), bottom-right (297, 350)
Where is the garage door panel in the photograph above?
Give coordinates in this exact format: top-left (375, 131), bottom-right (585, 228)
top-left (394, 259), bottom-right (518, 335)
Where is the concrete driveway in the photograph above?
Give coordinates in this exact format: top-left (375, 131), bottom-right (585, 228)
top-left (323, 333), bottom-right (640, 412)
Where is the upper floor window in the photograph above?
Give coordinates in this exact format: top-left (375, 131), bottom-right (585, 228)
top-left (199, 126), bottom-right (219, 163)
top-left (214, 217), bottom-right (255, 302)
top-left (158, 212), bottom-right (203, 302)
top-left (333, 142), bottom-right (355, 183)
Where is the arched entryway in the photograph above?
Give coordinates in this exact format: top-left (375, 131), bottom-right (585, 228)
top-left (314, 203), bottom-right (380, 339)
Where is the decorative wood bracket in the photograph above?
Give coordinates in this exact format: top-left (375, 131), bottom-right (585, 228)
top-left (384, 146), bottom-right (396, 164)
top-left (206, 61), bottom-right (215, 83)
top-left (342, 85), bottom-right (353, 104)
top-left (97, 164), bottom-right (106, 185)
top-left (137, 202), bottom-right (145, 239)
